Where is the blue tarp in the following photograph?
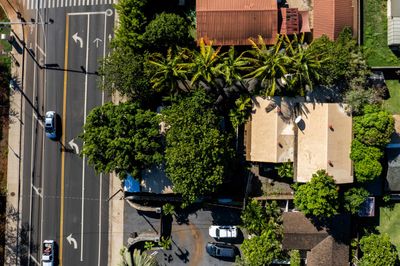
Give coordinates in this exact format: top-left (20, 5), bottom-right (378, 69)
top-left (124, 175), bottom-right (140, 193)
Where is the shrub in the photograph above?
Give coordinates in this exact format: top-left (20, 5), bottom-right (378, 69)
top-left (350, 139), bottom-right (383, 162)
top-left (353, 105), bottom-right (394, 147)
top-left (344, 187), bottom-right (369, 214)
top-left (358, 233), bottom-right (398, 266)
top-left (354, 157), bottom-right (382, 183)
top-left (289, 250), bottom-right (301, 266)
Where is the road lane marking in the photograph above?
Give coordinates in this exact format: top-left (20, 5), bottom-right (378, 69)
top-left (67, 234), bottom-right (78, 249)
top-left (68, 139), bottom-right (79, 154)
top-left (80, 14), bottom-right (90, 262)
top-left (60, 14), bottom-right (70, 266)
top-left (98, 12), bottom-right (108, 264)
top-left (30, 254), bottom-right (40, 265)
top-left (32, 185), bottom-right (43, 198)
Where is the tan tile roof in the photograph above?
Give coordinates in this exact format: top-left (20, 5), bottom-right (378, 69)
top-left (246, 97), bottom-right (295, 163)
top-left (245, 98), bottom-right (353, 184)
top-left (296, 103), bottom-right (353, 184)
top-left (196, 0), bottom-right (278, 45)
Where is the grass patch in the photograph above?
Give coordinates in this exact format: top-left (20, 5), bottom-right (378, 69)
top-left (378, 204), bottom-right (400, 253)
top-left (383, 80), bottom-right (400, 114)
top-left (364, 0), bottom-right (400, 66)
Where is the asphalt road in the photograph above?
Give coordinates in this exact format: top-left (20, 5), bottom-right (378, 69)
top-left (18, 3), bottom-right (114, 265)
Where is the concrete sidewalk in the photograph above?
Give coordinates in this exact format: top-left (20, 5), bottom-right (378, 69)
top-left (1, 0), bottom-right (26, 264)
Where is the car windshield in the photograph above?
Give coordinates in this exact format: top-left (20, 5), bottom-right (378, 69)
top-left (43, 243), bottom-right (52, 255)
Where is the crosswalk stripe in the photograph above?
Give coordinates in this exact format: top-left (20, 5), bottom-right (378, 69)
top-left (23, 0), bottom-right (114, 9)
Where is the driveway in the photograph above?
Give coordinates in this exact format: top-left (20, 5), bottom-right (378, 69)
top-left (154, 204), bottom-right (244, 266)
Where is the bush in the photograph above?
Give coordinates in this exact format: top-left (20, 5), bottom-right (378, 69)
top-left (344, 187), bottom-right (369, 214)
top-left (289, 250), bottom-right (301, 266)
top-left (353, 105), bottom-right (394, 147)
top-left (350, 139), bottom-right (383, 162)
top-left (359, 233), bottom-right (398, 266)
top-left (354, 157), bottom-right (382, 183)
top-left (344, 88), bottom-right (381, 115)
top-left (143, 13), bottom-right (193, 53)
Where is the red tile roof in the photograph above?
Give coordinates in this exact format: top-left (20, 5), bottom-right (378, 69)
top-left (196, 0), bottom-right (278, 45)
top-left (313, 0), bottom-right (354, 40)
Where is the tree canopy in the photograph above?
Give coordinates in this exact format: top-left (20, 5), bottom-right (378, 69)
top-left (353, 105), bottom-right (394, 148)
top-left (80, 102), bottom-right (163, 178)
top-left (351, 105), bottom-right (394, 182)
top-left (240, 229), bottom-right (282, 266)
top-left (99, 47), bottom-right (152, 104)
top-left (113, 0), bottom-right (147, 50)
top-left (241, 199), bottom-right (281, 236)
top-left (344, 187), bottom-right (369, 214)
top-left (293, 170), bottom-right (339, 218)
top-left (358, 233), bottom-right (398, 266)
top-left (163, 90), bottom-right (234, 204)
top-left (143, 12), bottom-right (193, 53)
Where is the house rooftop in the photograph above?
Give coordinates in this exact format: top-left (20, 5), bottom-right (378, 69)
top-left (245, 98), bottom-right (353, 184)
top-left (283, 212), bottom-right (350, 266)
top-left (196, 0), bottom-right (278, 45)
top-left (296, 103), bottom-right (353, 184)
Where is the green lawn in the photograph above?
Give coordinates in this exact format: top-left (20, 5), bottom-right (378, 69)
top-left (383, 80), bottom-right (400, 114)
top-left (364, 0), bottom-right (400, 66)
top-left (378, 204), bottom-right (400, 253)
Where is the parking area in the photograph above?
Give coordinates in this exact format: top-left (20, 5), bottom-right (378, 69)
top-left (124, 202), bottom-right (244, 266)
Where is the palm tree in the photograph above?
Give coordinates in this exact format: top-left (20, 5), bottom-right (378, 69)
top-left (148, 49), bottom-right (191, 97)
top-left (182, 38), bottom-right (222, 86)
top-left (119, 247), bottom-right (158, 266)
top-left (284, 34), bottom-right (324, 96)
top-left (245, 35), bottom-right (289, 96)
top-left (214, 46), bottom-right (253, 85)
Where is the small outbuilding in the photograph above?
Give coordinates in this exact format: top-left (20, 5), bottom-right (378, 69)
top-left (388, 0), bottom-right (400, 46)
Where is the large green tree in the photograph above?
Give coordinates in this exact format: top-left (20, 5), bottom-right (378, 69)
top-left (163, 90), bottom-right (233, 204)
top-left (358, 233), bottom-right (398, 266)
top-left (99, 47), bottom-right (152, 103)
top-left (80, 102), bottom-right (163, 178)
top-left (241, 199), bottom-right (281, 236)
top-left (113, 0), bottom-right (147, 50)
top-left (119, 247), bottom-right (158, 266)
top-left (241, 229), bottom-right (282, 266)
top-left (293, 170), bottom-right (339, 218)
top-left (142, 12), bottom-right (193, 53)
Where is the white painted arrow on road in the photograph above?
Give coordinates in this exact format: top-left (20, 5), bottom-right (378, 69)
top-left (68, 139), bottom-right (80, 154)
top-left (93, 38), bottom-right (102, 48)
top-left (72, 33), bottom-right (83, 48)
top-left (32, 185), bottom-right (42, 198)
top-left (67, 234), bottom-right (78, 249)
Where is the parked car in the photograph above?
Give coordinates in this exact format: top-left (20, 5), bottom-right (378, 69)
top-left (209, 225), bottom-right (238, 239)
top-left (45, 111), bottom-right (57, 140)
top-left (42, 240), bottom-right (55, 266)
top-left (205, 242), bottom-right (237, 260)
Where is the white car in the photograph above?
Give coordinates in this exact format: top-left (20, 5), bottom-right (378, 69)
top-left (209, 225), bottom-right (238, 239)
top-left (42, 240), bottom-right (55, 266)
